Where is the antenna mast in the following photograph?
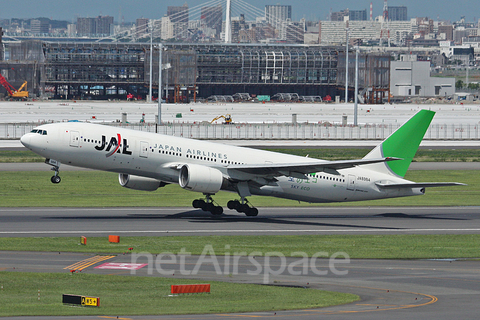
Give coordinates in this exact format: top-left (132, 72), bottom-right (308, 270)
top-left (370, 2), bottom-right (373, 21)
top-left (380, 0), bottom-right (390, 46)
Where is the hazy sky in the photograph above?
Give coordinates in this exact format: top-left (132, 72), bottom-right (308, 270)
top-left (1, 0), bottom-right (477, 23)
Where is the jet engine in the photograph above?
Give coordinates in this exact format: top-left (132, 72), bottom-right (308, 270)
top-left (119, 174), bottom-right (167, 191)
top-left (179, 164), bottom-right (224, 194)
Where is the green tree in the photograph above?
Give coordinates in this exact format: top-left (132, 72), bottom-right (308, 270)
top-left (456, 80), bottom-right (464, 89)
top-left (467, 83), bottom-right (480, 90)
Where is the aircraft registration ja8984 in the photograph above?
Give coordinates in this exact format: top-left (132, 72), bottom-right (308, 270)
top-left (20, 110), bottom-right (464, 216)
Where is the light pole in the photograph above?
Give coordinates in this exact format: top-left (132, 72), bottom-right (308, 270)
top-left (354, 46), bottom-right (359, 126)
top-left (345, 26), bottom-right (349, 103)
top-left (149, 20), bottom-right (153, 103)
top-left (157, 43), bottom-right (163, 125)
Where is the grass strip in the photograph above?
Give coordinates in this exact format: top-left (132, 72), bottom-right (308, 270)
top-left (0, 272), bottom-right (358, 316)
top-left (0, 170), bottom-right (475, 207)
top-left (0, 150), bottom-right (45, 163)
top-left (1, 234), bottom-right (480, 259)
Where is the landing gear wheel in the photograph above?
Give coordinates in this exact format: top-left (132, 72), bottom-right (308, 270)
top-left (238, 204), bottom-right (250, 213)
top-left (228, 198), bottom-right (259, 216)
top-left (192, 199), bottom-right (205, 209)
top-left (212, 206), bottom-right (224, 215)
top-left (201, 202), bottom-right (215, 212)
top-left (245, 207), bottom-right (259, 217)
top-left (227, 200), bottom-right (240, 210)
top-left (46, 160), bottom-right (62, 183)
top-left (192, 195), bottom-right (224, 216)
top-left (51, 175), bottom-right (61, 184)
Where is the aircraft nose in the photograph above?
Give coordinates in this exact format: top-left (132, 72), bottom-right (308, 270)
top-left (20, 134), bottom-right (31, 149)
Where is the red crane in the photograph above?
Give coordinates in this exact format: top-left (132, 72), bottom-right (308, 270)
top-left (0, 74), bottom-right (29, 98)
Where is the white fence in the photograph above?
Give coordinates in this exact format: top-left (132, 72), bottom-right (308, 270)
top-left (2, 122), bottom-right (479, 140)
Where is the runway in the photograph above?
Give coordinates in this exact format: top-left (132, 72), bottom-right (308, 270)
top-left (1, 206), bottom-right (480, 319)
top-left (1, 206), bottom-right (480, 237)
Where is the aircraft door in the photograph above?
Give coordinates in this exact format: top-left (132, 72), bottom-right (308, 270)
top-left (69, 131), bottom-right (80, 147)
top-left (347, 175), bottom-right (356, 191)
top-left (140, 141), bottom-right (149, 158)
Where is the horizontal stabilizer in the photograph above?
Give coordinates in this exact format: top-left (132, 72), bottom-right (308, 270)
top-left (376, 182), bottom-right (467, 189)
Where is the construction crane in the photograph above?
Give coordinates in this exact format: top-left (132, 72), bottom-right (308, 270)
top-left (210, 114), bottom-right (233, 124)
top-left (0, 74), bottom-right (29, 99)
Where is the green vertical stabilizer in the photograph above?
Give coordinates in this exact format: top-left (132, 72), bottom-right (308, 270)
top-left (364, 110), bottom-right (435, 178)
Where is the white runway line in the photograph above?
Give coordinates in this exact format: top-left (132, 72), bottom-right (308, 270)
top-left (2, 228), bottom-right (480, 235)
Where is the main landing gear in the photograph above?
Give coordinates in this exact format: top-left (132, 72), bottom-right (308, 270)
top-left (45, 159), bottom-right (61, 184)
top-left (192, 194), bottom-right (224, 215)
top-left (227, 199), bottom-right (258, 216)
top-left (191, 194), bottom-right (259, 217)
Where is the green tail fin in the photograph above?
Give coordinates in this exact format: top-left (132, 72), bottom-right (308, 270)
top-left (364, 109), bottom-right (435, 178)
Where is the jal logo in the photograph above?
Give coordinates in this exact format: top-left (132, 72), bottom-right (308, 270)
top-left (95, 134), bottom-right (132, 157)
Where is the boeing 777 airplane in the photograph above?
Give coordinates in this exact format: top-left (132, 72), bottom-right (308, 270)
top-left (20, 109), bottom-right (463, 216)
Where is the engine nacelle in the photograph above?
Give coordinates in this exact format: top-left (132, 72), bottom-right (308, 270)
top-left (179, 164), bottom-right (223, 194)
top-left (119, 174), bottom-right (166, 191)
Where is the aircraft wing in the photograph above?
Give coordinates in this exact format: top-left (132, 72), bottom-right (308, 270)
top-left (226, 157), bottom-right (401, 177)
top-left (375, 182), bottom-right (467, 188)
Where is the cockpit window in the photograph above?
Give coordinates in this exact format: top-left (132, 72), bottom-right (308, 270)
top-left (30, 129), bottom-right (47, 135)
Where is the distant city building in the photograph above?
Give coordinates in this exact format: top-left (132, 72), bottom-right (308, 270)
top-left (76, 16), bottom-right (113, 36)
top-left (30, 19), bottom-right (49, 34)
top-left (265, 4), bottom-right (292, 38)
top-left (95, 16), bottom-right (114, 35)
top-left (390, 56), bottom-right (455, 97)
top-left (167, 4), bottom-right (189, 40)
top-left (161, 16), bottom-right (174, 40)
top-left (136, 18), bottom-right (149, 37)
top-left (0, 27), bottom-right (3, 60)
top-left (454, 29), bottom-right (470, 44)
top-left (349, 10), bottom-right (367, 21)
top-left (77, 18), bottom-right (96, 36)
top-left (331, 9), bottom-right (367, 22)
top-left (439, 42), bottom-right (475, 61)
top-left (67, 24), bottom-right (76, 37)
top-left (201, 5), bottom-right (223, 38)
top-left (167, 4), bottom-right (189, 23)
top-left (388, 6), bottom-right (408, 21)
top-left (286, 22), bottom-right (304, 43)
top-left (319, 20), bottom-right (412, 46)
top-left (331, 10), bottom-right (348, 22)
top-left (438, 25), bottom-right (454, 41)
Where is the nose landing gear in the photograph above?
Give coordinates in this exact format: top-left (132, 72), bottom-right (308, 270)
top-left (46, 159), bottom-right (61, 184)
top-left (50, 173), bottom-right (61, 184)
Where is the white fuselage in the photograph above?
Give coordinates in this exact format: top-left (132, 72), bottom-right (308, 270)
top-left (21, 122), bottom-right (422, 203)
